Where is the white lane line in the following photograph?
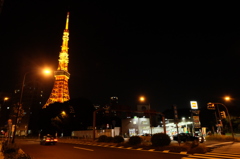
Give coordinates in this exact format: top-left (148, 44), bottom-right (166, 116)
top-left (74, 147), bottom-right (94, 151)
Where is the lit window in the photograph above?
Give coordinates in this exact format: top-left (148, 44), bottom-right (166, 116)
top-left (142, 121), bottom-right (148, 124)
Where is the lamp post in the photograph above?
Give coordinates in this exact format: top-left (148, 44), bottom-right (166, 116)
top-left (139, 96), bottom-right (153, 135)
top-left (11, 69), bottom-right (51, 143)
top-left (93, 107), bottom-right (104, 141)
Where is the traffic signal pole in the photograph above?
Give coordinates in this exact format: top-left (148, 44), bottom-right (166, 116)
top-left (220, 104), bottom-right (235, 141)
top-left (207, 102), bottom-right (234, 141)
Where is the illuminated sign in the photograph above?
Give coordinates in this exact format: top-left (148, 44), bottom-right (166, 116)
top-left (190, 101), bottom-right (198, 109)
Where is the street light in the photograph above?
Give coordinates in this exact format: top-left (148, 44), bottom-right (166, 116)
top-left (139, 96), bottom-right (154, 135)
top-left (4, 97), bottom-right (9, 102)
top-left (139, 96), bottom-right (145, 102)
top-left (61, 111), bottom-right (66, 116)
top-left (11, 69), bottom-right (52, 143)
top-left (224, 96), bottom-right (231, 101)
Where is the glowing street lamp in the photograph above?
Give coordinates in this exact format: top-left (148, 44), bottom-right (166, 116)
top-left (61, 111), bottom-right (66, 116)
top-left (4, 97), bottom-right (9, 101)
top-left (139, 96), bottom-right (145, 102)
top-left (43, 69), bottom-right (51, 75)
top-left (224, 96), bottom-right (231, 101)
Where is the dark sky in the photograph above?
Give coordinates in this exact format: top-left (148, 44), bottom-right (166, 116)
top-left (1, 1), bottom-right (240, 112)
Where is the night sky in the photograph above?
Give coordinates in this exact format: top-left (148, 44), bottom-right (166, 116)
top-left (1, 1), bottom-right (240, 113)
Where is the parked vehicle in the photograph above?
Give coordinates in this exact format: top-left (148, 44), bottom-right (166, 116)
top-left (173, 133), bottom-right (204, 143)
top-left (40, 135), bottom-right (58, 145)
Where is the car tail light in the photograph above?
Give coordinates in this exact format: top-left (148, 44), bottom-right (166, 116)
top-left (46, 139), bottom-right (50, 142)
top-left (54, 139), bottom-right (58, 142)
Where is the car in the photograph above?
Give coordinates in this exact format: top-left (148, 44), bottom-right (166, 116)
top-left (173, 133), bottom-right (204, 143)
top-left (40, 135), bottom-right (58, 145)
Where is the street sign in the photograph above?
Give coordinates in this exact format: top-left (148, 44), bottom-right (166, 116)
top-left (173, 105), bottom-right (178, 124)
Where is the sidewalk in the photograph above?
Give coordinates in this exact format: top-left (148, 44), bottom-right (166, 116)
top-left (210, 141), bottom-right (240, 154)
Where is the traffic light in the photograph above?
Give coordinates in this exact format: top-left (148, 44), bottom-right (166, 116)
top-left (220, 111), bottom-right (226, 119)
top-left (207, 103), bottom-right (215, 110)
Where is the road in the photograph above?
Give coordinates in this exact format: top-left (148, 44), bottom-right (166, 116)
top-left (16, 139), bottom-right (187, 159)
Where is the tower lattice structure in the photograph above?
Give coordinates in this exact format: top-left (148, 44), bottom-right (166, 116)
top-left (43, 12), bottom-right (70, 108)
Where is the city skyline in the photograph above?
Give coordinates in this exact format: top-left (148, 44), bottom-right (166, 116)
top-left (0, 1), bottom-right (240, 113)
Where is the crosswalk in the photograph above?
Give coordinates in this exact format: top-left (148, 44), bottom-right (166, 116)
top-left (205, 142), bottom-right (233, 149)
top-left (182, 152), bottom-right (240, 159)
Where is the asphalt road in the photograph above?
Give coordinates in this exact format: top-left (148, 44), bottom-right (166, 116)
top-left (16, 139), bottom-right (188, 159)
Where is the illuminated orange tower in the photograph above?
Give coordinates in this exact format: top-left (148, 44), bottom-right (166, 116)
top-left (43, 12), bottom-right (70, 108)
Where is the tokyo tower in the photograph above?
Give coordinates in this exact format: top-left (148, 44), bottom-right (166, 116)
top-left (43, 12), bottom-right (70, 108)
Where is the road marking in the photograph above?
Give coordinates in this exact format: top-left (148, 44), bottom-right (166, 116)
top-left (74, 147), bottom-right (94, 151)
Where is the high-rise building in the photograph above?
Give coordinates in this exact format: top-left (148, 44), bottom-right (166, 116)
top-left (9, 80), bottom-right (47, 136)
top-left (43, 12), bottom-right (71, 108)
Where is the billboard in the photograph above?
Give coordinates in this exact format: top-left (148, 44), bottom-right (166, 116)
top-left (190, 101), bottom-right (198, 109)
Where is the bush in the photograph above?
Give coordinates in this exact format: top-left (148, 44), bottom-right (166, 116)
top-left (128, 136), bottom-right (142, 145)
top-left (105, 137), bottom-right (113, 143)
top-left (97, 135), bottom-right (108, 142)
top-left (151, 133), bottom-right (171, 147)
top-left (2, 141), bottom-right (19, 154)
top-left (113, 136), bottom-right (124, 143)
top-left (15, 153), bottom-right (32, 159)
top-left (205, 134), bottom-right (239, 142)
top-left (2, 141), bottom-right (33, 159)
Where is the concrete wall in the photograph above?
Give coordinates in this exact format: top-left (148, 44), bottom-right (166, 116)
top-left (72, 127), bottom-right (120, 138)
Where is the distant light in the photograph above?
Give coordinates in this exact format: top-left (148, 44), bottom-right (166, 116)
top-left (224, 96), bottom-right (231, 101)
top-left (43, 69), bottom-right (51, 75)
top-left (139, 96), bottom-right (145, 102)
top-left (190, 101), bottom-right (198, 109)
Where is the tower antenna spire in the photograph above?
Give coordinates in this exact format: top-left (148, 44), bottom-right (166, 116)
top-left (65, 12), bottom-right (70, 30)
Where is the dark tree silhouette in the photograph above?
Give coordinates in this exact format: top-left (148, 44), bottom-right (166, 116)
top-left (38, 97), bottom-right (94, 137)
